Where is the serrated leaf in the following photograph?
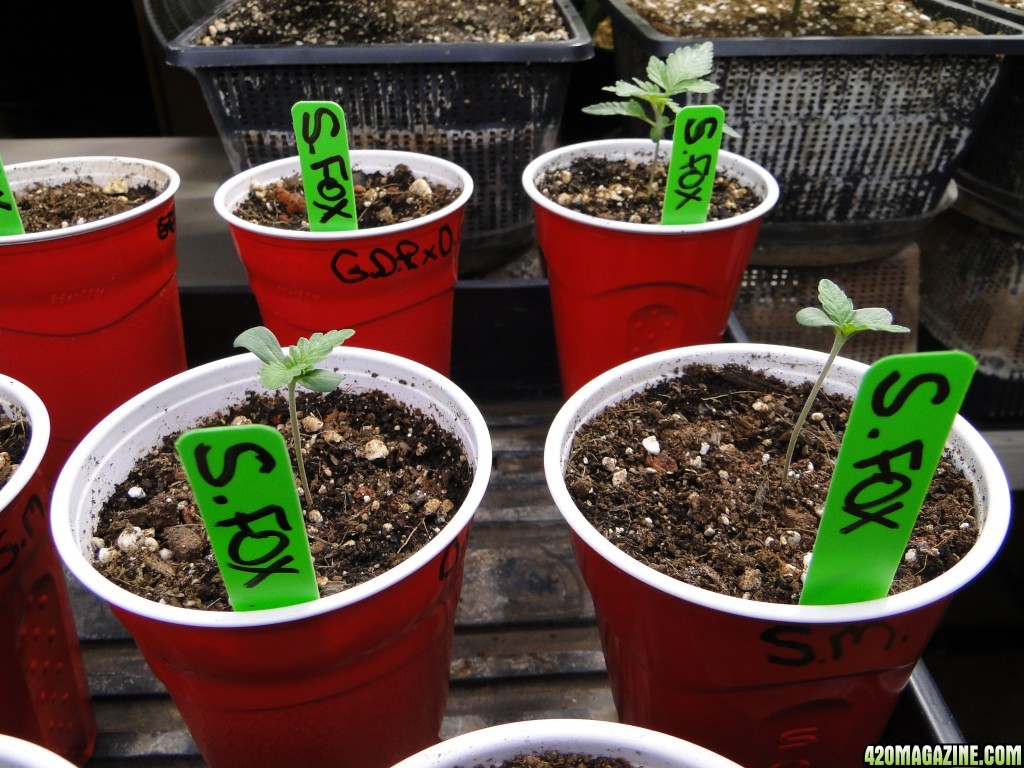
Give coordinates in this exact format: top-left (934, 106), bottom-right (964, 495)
top-left (646, 55), bottom-right (669, 89)
top-left (603, 80), bottom-right (655, 99)
top-left (583, 101), bottom-right (650, 122)
top-left (581, 41), bottom-right (729, 185)
top-left (673, 80), bottom-right (719, 95)
top-left (233, 327), bottom-right (354, 512)
top-left (795, 307), bottom-right (836, 328)
top-left (665, 42), bottom-right (715, 86)
top-left (298, 368), bottom-right (346, 393)
top-left (236, 326), bottom-right (354, 391)
top-left (817, 279), bottom-right (856, 326)
top-left (288, 329), bottom-right (355, 367)
top-left (234, 326), bottom-right (287, 365)
top-left (802, 281), bottom-right (908, 341)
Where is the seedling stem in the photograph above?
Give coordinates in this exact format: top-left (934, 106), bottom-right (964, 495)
top-left (234, 326), bottom-right (355, 509)
top-left (783, 279), bottom-right (909, 477)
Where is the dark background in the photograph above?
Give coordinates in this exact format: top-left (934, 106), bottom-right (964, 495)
top-left (0, 1), bottom-right (215, 139)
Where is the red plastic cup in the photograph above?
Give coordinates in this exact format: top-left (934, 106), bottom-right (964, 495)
top-left (50, 347), bottom-right (492, 768)
top-left (214, 152), bottom-right (474, 377)
top-left (544, 344), bottom-right (1012, 768)
top-left (523, 140), bottom-right (779, 397)
top-left (0, 375), bottom-right (96, 766)
top-left (0, 157), bottom-right (187, 487)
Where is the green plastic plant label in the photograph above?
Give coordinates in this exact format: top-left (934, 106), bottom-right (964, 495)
top-left (0, 155), bottom-right (25, 236)
top-left (661, 105), bottom-right (724, 226)
top-left (291, 100), bottom-right (358, 232)
top-left (799, 350), bottom-right (977, 606)
top-left (175, 424), bottom-right (319, 611)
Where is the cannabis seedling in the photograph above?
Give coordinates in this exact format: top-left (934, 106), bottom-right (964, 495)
top-left (582, 42), bottom-right (736, 195)
top-left (234, 326), bottom-right (355, 509)
top-left (783, 279), bottom-right (910, 476)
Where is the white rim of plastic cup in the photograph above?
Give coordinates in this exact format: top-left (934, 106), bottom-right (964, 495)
top-left (0, 374), bottom-right (49, 511)
top-left (213, 150), bottom-right (474, 241)
top-left (2, 157), bottom-right (179, 245)
top-left (521, 139), bottom-right (779, 235)
top-left (545, 342), bottom-right (1012, 624)
top-left (0, 735), bottom-right (79, 768)
top-left (390, 719), bottom-right (744, 768)
top-left (50, 346), bottom-right (491, 629)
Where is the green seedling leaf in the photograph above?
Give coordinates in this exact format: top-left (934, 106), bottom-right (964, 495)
top-left (647, 43), bottom-right (717, 94)
top-left (799, 351), bottom-right (977, 605)
top-left (784, 279), bottom-right (910, 476)
top-left (176, 425), bottom-right (320, 611)
top-left (234, 326), bottom-right (355, 510)
top-left (0, 155), bottom-right (25, 236)
top-left (291, 100), bottom-right (358, 232)
top-left (661, 105), bottom-right (724, 225)
top-left (237, 327), bottom-right (353, 391)
top-left (582, 101), bottom-right (651, 122)
top-left (234, 326), bottom-right (288, 366)
top-left (582, 42), bottom-right (734, 197)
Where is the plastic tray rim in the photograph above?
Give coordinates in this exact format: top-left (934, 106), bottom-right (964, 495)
top-left (599, 0), bottom-right (1024, 55)
top-left (166, 0), bottom-right (594, 66)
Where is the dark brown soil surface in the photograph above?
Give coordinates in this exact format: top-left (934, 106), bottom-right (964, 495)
top-left (564, 363), bottom-right (978, 604)
top-left (195, 0), bottom-right (569, 45)
top-left (233, 166), bottom-right (459, 231)
top-left (536, 156), bottom-right (760, 224)
top-left (493, 754), bottom-right (635, 768)
top-left (91, 387), bottom-right (472, 610)
top-left (0, 413), bottom-right (29, 490)
top-left (14, 180), bottom-right (157, 234)
top-left (620, 0), bottom-right (984, 38)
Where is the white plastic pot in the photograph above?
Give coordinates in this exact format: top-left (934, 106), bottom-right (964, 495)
top-left (50, 346), bottom-right (492, 768)
top-left (544, 343), bottom-right (1011, 768)
top-left (0, 375), bottom-right (96, 766)
top-left (0, 735), bottom-right (78, 768)
top-left (0, 375), bottom-right (49, 510)
top-left (391, 719), bottom-right (743, 767)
